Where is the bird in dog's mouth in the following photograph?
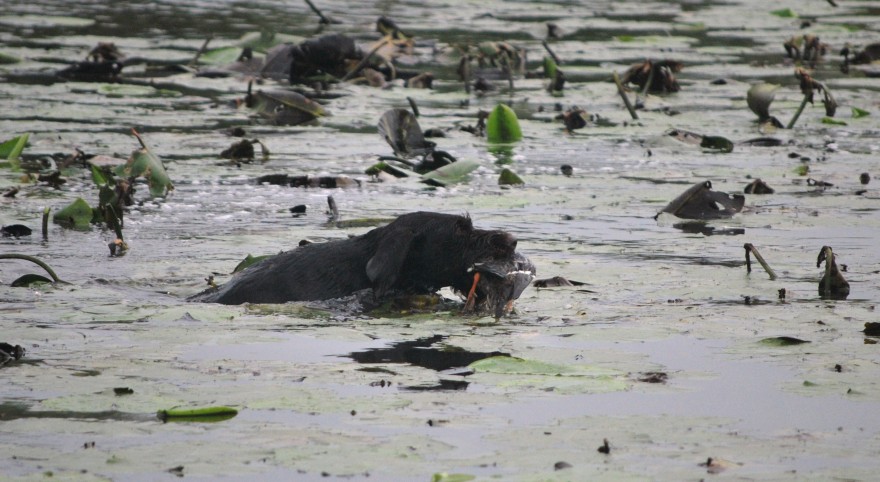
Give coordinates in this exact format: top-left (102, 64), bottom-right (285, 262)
top-left (464, 252), bottom-right (536, 319)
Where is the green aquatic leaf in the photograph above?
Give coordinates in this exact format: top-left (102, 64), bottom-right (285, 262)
top-left (157, 406), bottom-right (238, 422)
top-left (116, 135), bottom-right (174, 197)
top-left (0, 52), bottom-right (20, 64)
top-left (432, 473), bottom-right (476, 482)
top-left (251, 90), bottom-right (327, 126)
top-left (53, 197), bottom-right (95, 229)
top-left (421, 160), bottom-right (479, 186)
top-left (233, 254), bottom-right (271, 273)
top-left (821, 117), bottom-right (847, 126)
top-left (543, 56), bottom-right (557, 79)
top-left (852, 107), bottom-right (870, 118)
top-left (498, 168), bottom-right (524, 186)
top-left (470, 356), bottom-right (576, 375)
top-left (700, 135), bottom-right (734, 153)
top-left (199, 46), bottom-right (246, 65)
top-left (486, 104), bottom-right (522, 144)
top-left (770, 8), bottom-right (797, 18)
top-left (0, 133), bottom-right (29, 161)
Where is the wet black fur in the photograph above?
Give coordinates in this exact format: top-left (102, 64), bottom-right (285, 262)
top-left (190, 212), bottom-right (518, 305)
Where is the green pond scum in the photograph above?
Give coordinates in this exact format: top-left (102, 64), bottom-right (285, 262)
top-left (2, 0), bottom-right (880, 480)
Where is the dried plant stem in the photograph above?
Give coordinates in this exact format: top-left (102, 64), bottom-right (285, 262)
top-left (612, 72), bottom-right (639, 120)
top-left (744, 243), bottom-right (777, 280)
top-left (342, 37), bottom-right (390, 82)
top-left (786, 94), bottom-right (810, 129)
top-left (42, 207), bottom-right (50, 241)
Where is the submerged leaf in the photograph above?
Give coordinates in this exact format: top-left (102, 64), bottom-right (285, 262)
top-left (157, 406), bottom-right (238, 422)
top-left (486, 104), bottom-right (522, 143)
top-left (657, 180), bottom-right (745, 220)
top-left (11, 273), bottom-right (53, 287)
top-left (759, 336), bottom-right (810, 346)
top-left (421, 160), bottom-right (479, 186)
top-left (377, 108), bottom-right (434, 157)
top-left (700, 136), bottom-right (734, 153)
top-left (821, 117), bottom-right (847, 125)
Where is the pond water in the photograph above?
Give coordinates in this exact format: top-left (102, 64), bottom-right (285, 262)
top-left (2, 0), bottom-right (880, 480)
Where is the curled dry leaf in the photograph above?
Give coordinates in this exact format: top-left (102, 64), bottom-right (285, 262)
top-left (656, 180), bottom-right (745, 220)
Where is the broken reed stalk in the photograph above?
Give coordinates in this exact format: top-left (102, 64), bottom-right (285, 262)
top-left (541, 40), bottom-right (562, 65)
top-left (786, 94), bottom-right (811, 129)
top-left (407, 96), bottom-right (420, 117)
top-left (131, 128), bottom-right (147, 149)
top-left (612, 71), bottom-right (639, 120)
top-left (42, 207), bottom-right (49, 241)
top-left (303, 0), bottom-right (334, 25)
top-left (341, 37), bottom-right (391, 82)
top-left (462, 56), bottom-right (472, 94)
top-left (327, 195), bottom-right (339, 222)
top-left (190, 36), bottom-right (212, 67)
top-left (744, 243), bottom-right (777, 280)
top-left (0, 254), bottom-right (63, 283)
top-left (823, 246), bottom-right (833, 297)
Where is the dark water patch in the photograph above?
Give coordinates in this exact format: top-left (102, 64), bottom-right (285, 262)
top-left (400, 379), bottom-right (470, 391)
top-left (0, 402), bottom-right (150, 422)
top-left (347, 335), bottom-right (509, 371)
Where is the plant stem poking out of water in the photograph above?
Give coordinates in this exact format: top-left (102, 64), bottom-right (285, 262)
top-left (612, 72), bottom-right (639, 120)
top-left (0, 253), bottom-right (65, 283)
top-left (744, 243), bottom-right (777, 280)
top-left (787, 68), bottom-right (836, 129)
top-left (817, 246), bottom-right (849, 300)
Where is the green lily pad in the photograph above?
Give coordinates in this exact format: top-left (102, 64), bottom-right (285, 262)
top-left (421, 160), bottom-right (480, 186)
top-left (821, 117), bottom-right (847, 126)
top-left (770, 8), bottom-right (797, 18)
top-left (53, 197), bottom-right (95, 229)
top-left (486, 104), bottom-right (522, 144)
top-left (470, 356), bottom-right (576, 375)
top-left (233, 254), bottom-right (271, 273)
top-left (199, 46), bottom-right (247, 65)
top-left (498, 168), bottom-right (524, 185)
top-left (116, 138), bottom-right (174, 197)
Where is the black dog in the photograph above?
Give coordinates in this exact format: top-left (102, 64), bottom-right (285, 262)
top-left (190, 212), bottom-right (535, 317)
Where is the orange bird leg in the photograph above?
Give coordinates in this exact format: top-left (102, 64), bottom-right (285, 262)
top-left (464, 272), bottom-right (480, 312)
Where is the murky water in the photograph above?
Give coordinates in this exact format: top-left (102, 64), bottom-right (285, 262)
top-left (2, 0), bottom-right (880, 479)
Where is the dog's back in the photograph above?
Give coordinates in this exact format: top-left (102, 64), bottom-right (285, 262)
top-left (190, 212), bottom-right (522, 306)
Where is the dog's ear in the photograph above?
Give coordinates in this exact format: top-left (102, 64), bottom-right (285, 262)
top-left (453, 215), bottom-right (473, 235)
top-left (366, 228), bottom-right (416, 298)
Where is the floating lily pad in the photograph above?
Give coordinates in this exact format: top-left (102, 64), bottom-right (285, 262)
top-left (770, 8), bottom-right (797, 18)
top-left (821, 117), bottom-right (847, 126)
top-left (421, 160), bottom-right (480, 186)
top-left (852, 107), bottom-right (870, 118)
top-left (11, 273), bottom-right (53, 287)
